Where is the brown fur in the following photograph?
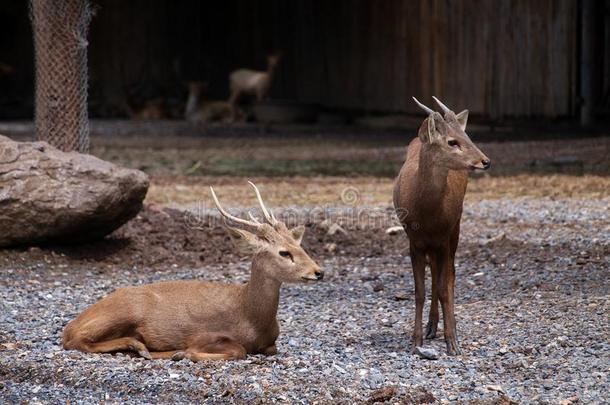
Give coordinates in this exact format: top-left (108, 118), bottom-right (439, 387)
top-left (393, 99), bottom-right (490, 355)
top-left (185, 82), bottom-right (236, 123)
top-left (125, 98), bottom-right (168, 120)
top-left (63, 184), bottom-right (322, 361)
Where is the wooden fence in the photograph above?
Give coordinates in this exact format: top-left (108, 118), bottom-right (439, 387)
top-left (1, 0), bottom-right (604, 119)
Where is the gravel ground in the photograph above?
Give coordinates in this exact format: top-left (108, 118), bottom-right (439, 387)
top-left (1, 197), bottom-right (608, 404)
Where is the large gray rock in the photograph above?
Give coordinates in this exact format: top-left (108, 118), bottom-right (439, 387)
top-left (0, 135), bottom-right (149, 247)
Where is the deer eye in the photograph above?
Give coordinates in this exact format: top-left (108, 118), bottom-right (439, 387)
top-left (279, 251), bottom-right (293, 261)
top-left (448, 139), bottom-right (459, 147)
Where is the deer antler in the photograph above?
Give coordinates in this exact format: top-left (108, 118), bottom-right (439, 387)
top-left (412, 97), bottom-right (435, 115)
top-left (247, 211), bottom-right (262, 225)
top-left (248, 181), bottom-right (278, 226)
top-left (432, 96), bottom-right (452, 114)
top-left (210, 187), bottom-right (261, 230)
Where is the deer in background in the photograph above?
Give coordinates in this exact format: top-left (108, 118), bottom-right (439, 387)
top-left (229, 54), bottom-right (280, 119)
top-left (124, 98), bottom-right (168, 120)
top-left (63, 182), bottom-right (323, 361)
top-left (184, 81), bottom-right (237, 123)
top-left (393, 97), bottom-right (490, 355)
top-left (122, 82), bottom-right (168, 120)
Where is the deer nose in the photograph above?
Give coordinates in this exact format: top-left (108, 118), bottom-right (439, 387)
top-left (481, 158), bottom-right (491, 169)
top-left (314, 270), bottom-right (324, 280)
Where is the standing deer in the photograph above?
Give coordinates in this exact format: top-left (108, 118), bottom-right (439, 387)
top-left (62, 182), bottom-right (323, 361)
top-left (228, 54), bottom-right (280, 119)
top-left (393, 97), bottom-right (490, 355)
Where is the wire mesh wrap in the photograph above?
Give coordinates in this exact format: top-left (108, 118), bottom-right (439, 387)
top-left (31, 0), bottom-right (93, 153)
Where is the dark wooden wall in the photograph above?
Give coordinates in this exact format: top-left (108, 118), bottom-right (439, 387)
top-left (1, 0), bottom-right (603, 119)
top-left (602, 0), bottom-right (610, 114)
top-left (0, 0), bottom-right (35, 118)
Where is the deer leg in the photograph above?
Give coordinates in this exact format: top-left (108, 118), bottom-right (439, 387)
top-left (148, 350), bottom-right (184, 360)
top-left (445, 222), bottom-right (462, 353)
top-left (410, 246), bottom-right (427, 351)
top-left (184, 343), bottom-right (246, 362)
top-left (76, 337), bottom-right (152, 359)
top-left (183, 333), bottom-right (247, 362)
top-left (261, 344), bottom-right (277, 356)
top-left (426, 259), bottom-right (440, 339)
top-left (435, 246), bottom-right (461, 356)
top-left (228, 90), bottom-right (242, 121)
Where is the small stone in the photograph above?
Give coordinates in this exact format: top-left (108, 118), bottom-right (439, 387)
top-left (394, 292), bottom-right (409, 301)
top-left (482, 232), bottom-right (506, 245)
top-left (327, 223), bottom-right (347, 236)
top-left (385, 226), bottom-right (403, 235)
top-left (372, 282), bottom-right (384, 292)
top-left (484, 385), bottom-right (505, 394)
top-left (324, 243), bottom-right (337, 253)
top-left (0, 342), bottom-right (19, 351)
top-left (368, 386), bottom-right (397, 403)
top-left (415, 347), bottom-right (439, 360)
top-left (333, 364), bottom-right (346, 374)
top-left (318, 219), bottom-right (332, 230)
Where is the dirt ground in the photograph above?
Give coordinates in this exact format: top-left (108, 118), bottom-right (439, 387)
top-left (0, 127), bottom-right (608, 404)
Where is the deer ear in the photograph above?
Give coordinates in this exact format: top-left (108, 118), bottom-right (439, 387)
top-left (289, 225), bottom-right (305, 245)
top-left (420, 115), bottom-right (443, 144)
top-left (456, 109), bottom-right (468, 130)
top-left (418, 116), bottom-right (433, 144)
top-left (225, 226), bottom-right (264, 254)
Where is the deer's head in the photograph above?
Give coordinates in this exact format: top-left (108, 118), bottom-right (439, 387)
top-left (267, 54), bottom-right (281, 69)
top-left (210, 182), bottom-right (323, 283)
top-left (413, 97), bottom-right (490, 171)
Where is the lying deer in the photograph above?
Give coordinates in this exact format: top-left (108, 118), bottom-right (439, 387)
top-left (184, 81), bottom-right (237, 123)
top-left (62, 182), bottom-right (323, 361)
top-left (393, 97), bottom-right (490, 355)
top-left (229, 54), bottom-right (280, 119)
top-left (124, 98), bottom-right (168, 120)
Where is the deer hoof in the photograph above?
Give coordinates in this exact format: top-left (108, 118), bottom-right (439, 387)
top-left (138, 349), bottom-right (152, 360)
top-left (411, 333), bottom-right (424, 350)
top-left (425, 323), bottom-right (437, 339)
top-left (171, 351), bottom-right (186, 361)
top-left (410, 341), bottom-right (423, 354)
top-left (445, 341), bottom-right (462, 356)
